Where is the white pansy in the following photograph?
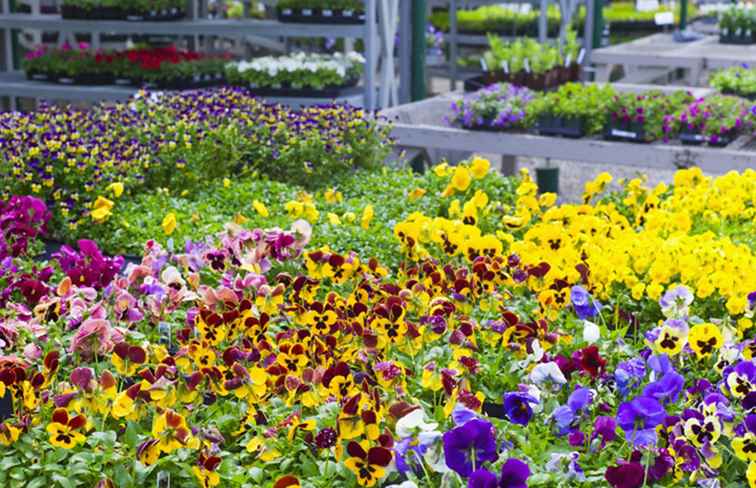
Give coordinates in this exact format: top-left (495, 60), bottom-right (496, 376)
top-left (529, 361), bottom-right (568, 386)
top-left (583, 320), bottom-right (600, 342)
top-left (395, 408), bottom-right (438, 438)
top-left (228, 51), bottom-right (363, 82)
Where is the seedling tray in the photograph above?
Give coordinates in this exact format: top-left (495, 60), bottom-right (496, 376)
top-left (537, 115), bottom-right (586, 138)
top-left (276, 7), bottom-right (364, 24)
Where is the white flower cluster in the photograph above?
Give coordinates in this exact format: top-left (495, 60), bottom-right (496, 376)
top-left (228, 51), bottom-right (365, 79)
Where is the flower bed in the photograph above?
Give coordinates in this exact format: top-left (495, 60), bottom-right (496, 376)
top-left (225, 52), bottom-right (364, 96)
top-left (0, 88), bottom-right (391, 237)
top-left (22, 45), bottom-right (229, 89)
top-left (0, 161), bottom-right (754, 487)
top-left (60, 0), bottom-right (186, 21)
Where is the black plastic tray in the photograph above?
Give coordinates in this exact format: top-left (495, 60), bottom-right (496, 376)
top-left (276, 7), bottom-right (364, 24)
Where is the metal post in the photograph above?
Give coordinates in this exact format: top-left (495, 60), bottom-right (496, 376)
top-left (591, 0), bottom-right (604, 49)
top-left (365, 0), bottom-right (377, 110)
top-left (399, 0), bottom-right (412, 104)
top-left (411, 0), bottom-right (427, 101)
top-left (538, 0), bottom-right (548, 43)
top-left (449, 0), bottom-right (457, 91)
top-left (679, 0), bottom-right (688, 31)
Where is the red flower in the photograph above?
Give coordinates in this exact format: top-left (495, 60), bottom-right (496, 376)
top-left (575, 345), bottom-right (606, 379)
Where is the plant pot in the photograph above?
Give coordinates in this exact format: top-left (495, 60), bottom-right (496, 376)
top-left (537, 115), bottom-right (586, 138)
top-left (536, 166), bottom-right (560, 195)
top-left (482, 401), bottom-right (507, 420)
top-left (61, 4), bottom-right (86, 19)
top-left (276, 6), bottom-right (364, 24)
top-left (245, 76), bottom-right (360, 98)
top-left (679, 127), bottom-right (736, 147)
top-left (604, 119), bottom-right (648, 142)
top-left (719, 31), bottom-right (755, 45)
top-left (26, 70), bottom-right (50, 82)
top-left (463, 73), bottom-right (501, 93)
top-left (0, 389), bottom-right (12, 422)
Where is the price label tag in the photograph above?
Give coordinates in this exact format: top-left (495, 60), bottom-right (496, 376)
top-left (636, 0), bottom-right (659, 12)
top-left (501, 60), bottom-right (509, 73)
top-left (654, 12), bottom-right (674, 26)
top-left (577, 48), bottom-right (585, 65)
top-left (523, 58), bottom-right (531, 73)
top-left (564, 53), bottom-right (572, 67)
top-left (480, 58), bottom-right (489, 72)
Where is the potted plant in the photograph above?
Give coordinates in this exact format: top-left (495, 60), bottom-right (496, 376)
top-left (61, 0), bottom-right (124, 20)
top-left (226, 51), bottom-right (364, 96)
top-left (604, 90), bottom-right (693, 143)
top-left (527, 82), bottom-right (616, 138)
top-left (668, 95), bottom-right (750, 147)
top-left (449, 83), bottom-right (534, 131)
top-left (123, 0), bottom-right (186, 21)
top-left (709, 65), bottom-right (756, 99)
top-left (719, 6), bottom-right (756, 45)
top-left (276, 0), bottom-right (365, 24)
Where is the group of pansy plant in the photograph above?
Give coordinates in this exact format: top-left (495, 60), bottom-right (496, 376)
top-left (451, 82), bottom-right (756, 144)
top-left (0, 158), bottom-right (754, 487)
top-left (0, 87), bottom-right (390, 236)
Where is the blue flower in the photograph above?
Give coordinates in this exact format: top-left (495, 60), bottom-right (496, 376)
top-left (503, 392), bottom-right (539, 426)
top-left (443, 419), bottom-right (498, 477)
top-left (616, 395), bottom-right (666, 447)
top-left (570, 286), bottom-right (601, 320)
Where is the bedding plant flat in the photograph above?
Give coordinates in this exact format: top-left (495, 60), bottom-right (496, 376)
top-left (0, 151), bottom-right (754, 488)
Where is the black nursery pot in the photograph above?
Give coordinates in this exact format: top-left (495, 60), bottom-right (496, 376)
top-left (537, 115), bottom-right (585, 138)
top-left (482, 401), bottom-right (508, 420)
top-left (604, 118), bottom-right (648, 142)
top-left (0, 389), bottom-right (12, 422)
top-left (679, 126), bottom-right (736, 147)
top-left (26, 70), bottom-right (50, 82)
top-left (719, 31), bottom-right (756, 45)
top-left (536, 166), bottom-right (560, 195)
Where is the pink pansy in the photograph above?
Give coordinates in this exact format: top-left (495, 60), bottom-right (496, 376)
top-left (70, 318), bottom-right (121, 358)
top-left (23, 343), bottom-right (42, 362)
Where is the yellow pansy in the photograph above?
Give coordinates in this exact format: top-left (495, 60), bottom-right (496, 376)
top-left (162, 212), bottom-right (177, 236)
top-left (470, 157), bottom-right (490, 179)
top-left (253, 200), bottom-right (269, 217)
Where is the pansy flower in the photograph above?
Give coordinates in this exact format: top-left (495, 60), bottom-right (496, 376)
top-left (688, 323), bottom-right (723, 359)
top-left (343, 441), bottom-right (392, 487)
top-left (46, 408), bottom-right (87, 449)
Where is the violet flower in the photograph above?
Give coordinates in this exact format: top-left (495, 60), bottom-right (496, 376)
top-left (616, 396), bottom-right (666, 447)
top-left (442, 419), bottom-right (497, 477)
top-left (570, 286), bottom-right (601, 320)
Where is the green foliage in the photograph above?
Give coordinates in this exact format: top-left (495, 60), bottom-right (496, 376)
top-left (430, 4), bottom-right (562, 36)
top-left (710, 65), bottom-right (756, 97)
top-left (276, 0), bottom-right (363, 11)
top-left (525, 83), bottom-right (618, 134)
top-left (482, 31), bottom-right (579, 76)
top-left (225, 52), bottom-right (364, 90)
top-left (719, 6), bottom-right (756, 34)
top-left (79, 167), bottom-right (518, 268)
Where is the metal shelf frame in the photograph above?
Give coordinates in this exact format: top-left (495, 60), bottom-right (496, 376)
top-left (434, 0), bottom-right (583, 89)
top-left (0, 0), bottom-right (400, 110)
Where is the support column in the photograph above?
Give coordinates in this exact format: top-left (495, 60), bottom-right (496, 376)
top-left (411, 0), bottom-right (426, 101)
top-left (679, 0), bottom-right (688, 31)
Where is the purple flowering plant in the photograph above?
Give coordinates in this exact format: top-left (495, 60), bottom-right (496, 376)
top-left (450, 83), bottom-right (534, 131)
